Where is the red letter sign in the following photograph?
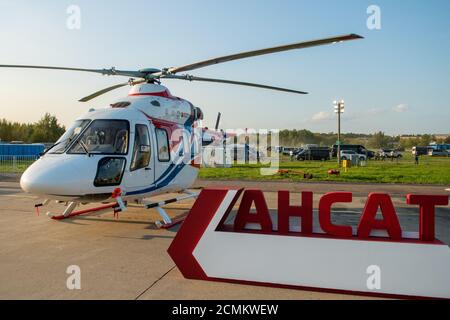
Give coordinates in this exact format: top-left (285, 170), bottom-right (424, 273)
top-left (234, 190), bottom-right (273, 232)
top-left (278, 191), bottom-right (313, 234)
top-left (358, 193), bottom-right (402, 240)
top-left (407, 194), bottom-right (449, 241)
top-left (319, 192), bottom-right (353, 237)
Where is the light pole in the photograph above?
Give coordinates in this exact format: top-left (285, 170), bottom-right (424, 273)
top-left (334, 100), bottom-right (345, 166)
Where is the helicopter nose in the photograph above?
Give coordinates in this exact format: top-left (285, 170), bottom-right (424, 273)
top-left (20, 169), bottom-right (58, 195)
top-left (20, 156), bottom-right (88, 196)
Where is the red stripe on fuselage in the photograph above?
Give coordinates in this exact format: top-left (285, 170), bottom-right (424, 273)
top-left (128, 90), bottom-right (181, 100)
top-left (140, 110), bottom-right (189, 151)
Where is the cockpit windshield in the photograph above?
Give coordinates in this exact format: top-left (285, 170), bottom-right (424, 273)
top-left (68, 120), bottom-right (129, 155)
top-left (49, 119), bottom-right (91, 154)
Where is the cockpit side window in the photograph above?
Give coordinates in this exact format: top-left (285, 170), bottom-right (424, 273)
top-left (130, 124), bottom-right (151, 171)
top-left (155, 128), bottom-right (170, 162)
top-left (69, 120), bottom-right (129, 155)
top-left (94, 157), bottom-right (126, 187)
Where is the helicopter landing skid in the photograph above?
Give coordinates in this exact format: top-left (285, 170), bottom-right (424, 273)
top-left (49, 202), bottom-right (122, 220)
top-left (37, 189), bottom-right (197, 227)
top-left (46, 188), bottom-right (127, 220)
top-left (143, 191), bottom-right (199, 229)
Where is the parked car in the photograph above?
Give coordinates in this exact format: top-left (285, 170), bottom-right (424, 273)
top-left (366, 150), bottom-right (376, 159)
top-left (340, 150), bottom-right (367, 161)
top-left (378, 149), bottom-right (402, 159)
top-left (296, 147), bottom-right (331, 161)
top-left (281, 147), bottom-right (296, 156)
top-left (292, 148), bottom-right (304, 156)
top-left (428, 144), bottom-right (450, 154)
top-left (227, 144), bottom-right (264, 161)
top-left (332, 144), bottom-right (374, 159)
top-left (411, 146), bottom-right (429, 156)
top-left (428, 149), bottom-right (448, 157)
top-left (374, 150), bottom-right (384, 160)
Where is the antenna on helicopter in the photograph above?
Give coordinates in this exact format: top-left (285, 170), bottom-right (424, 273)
top-left (215, 112), bottom-right (222, 131)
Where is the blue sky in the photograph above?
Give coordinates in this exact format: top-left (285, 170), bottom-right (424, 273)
top-left (0, 0), bottom-right (449, 134)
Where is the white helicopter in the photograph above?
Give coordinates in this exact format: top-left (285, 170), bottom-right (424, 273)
top-left (1, 33), bottom-right (362, 227)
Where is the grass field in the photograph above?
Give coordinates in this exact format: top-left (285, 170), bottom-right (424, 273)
top-left (1, 154), bottom-right (449, 185)
top-left (0, 158), bottom-right (36, 174)
top-left (199, 154), bottom-right (450, 185)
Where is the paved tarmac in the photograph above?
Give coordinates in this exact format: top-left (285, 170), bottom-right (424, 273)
top-left (0, 179), bottom-right (449, 300)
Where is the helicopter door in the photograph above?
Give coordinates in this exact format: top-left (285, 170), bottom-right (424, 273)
top-left (125, 123), bottom-right (154, 189)
top-left (154, 128), bottom-right (172, 183)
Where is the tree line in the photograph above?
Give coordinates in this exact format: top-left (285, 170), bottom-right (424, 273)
top-left (279, 130), bottom-right (450, 150)
top-left (1, 115), bottom-right (449, 149)
top-left (0, 114), bottom-right (66, 143)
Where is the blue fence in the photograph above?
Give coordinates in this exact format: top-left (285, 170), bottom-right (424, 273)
top-left (429, 144), bottom-right (450, 152)
top-left (0, 143), bottom-right (45, 156)
top-left (0, 144), bottom-right (44, 173)
top-left (0, 155), bottom-right (40, 173)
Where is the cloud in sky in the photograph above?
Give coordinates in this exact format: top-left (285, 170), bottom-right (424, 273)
top-left (393, 104), bottom-right (410, 113)
top-left (367, 107), bottom-right (384, 115)
top-left (311, 111), bottom-right (333, 121)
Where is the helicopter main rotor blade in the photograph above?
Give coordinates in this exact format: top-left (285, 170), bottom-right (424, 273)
top-left (162, 74), bottom-right (308, 95)
top-left (0, 64), bottom-right (146, 78)
top-left (166, 34), bottom-right (363, 74)
top-left (79, 79), bottom-right (146, 102)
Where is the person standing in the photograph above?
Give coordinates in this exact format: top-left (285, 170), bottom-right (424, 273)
top-left (415, 151), bottom-right (419, 165)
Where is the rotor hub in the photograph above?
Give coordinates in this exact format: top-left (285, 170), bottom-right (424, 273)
top-left (138, 68), bottom-right (161, 75)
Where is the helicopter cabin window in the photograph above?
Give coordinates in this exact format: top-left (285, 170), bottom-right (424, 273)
top-left (130, 124), bottom-right (151, 171)
top-left (156, 128), bottom-right (170, 161)
top-left (69, 120), bottom-right (129, 155)
top-left (94, 157), bottom-right (126, 187)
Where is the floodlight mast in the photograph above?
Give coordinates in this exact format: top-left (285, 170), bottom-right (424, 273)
top-left (334, 100), bottom-right (345, 166)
